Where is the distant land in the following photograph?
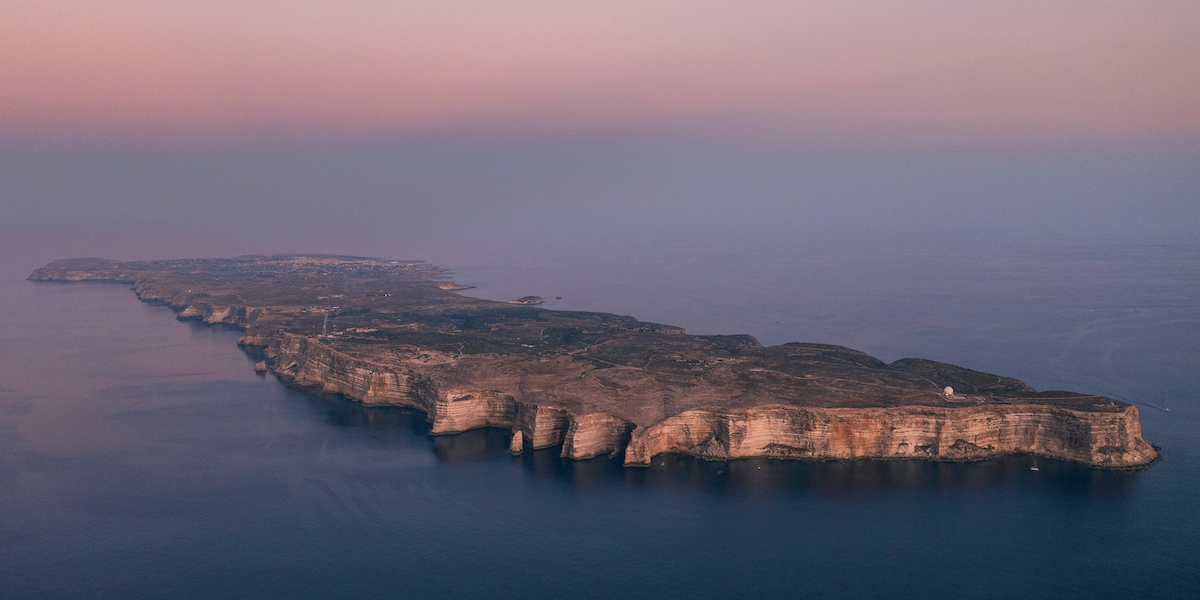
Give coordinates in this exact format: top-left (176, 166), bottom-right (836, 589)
top-left (30, 255), bottom-right (1157, 469)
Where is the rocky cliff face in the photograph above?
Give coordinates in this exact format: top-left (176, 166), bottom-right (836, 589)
top-left (561, 413), bottom-right (636, 460)
top-left (262, 334), bottom-right (644, 461)
top-left (265, 334), bottom-right (622, 458)
top-left (177, 302), bottom-right (260, 326)
top-left (621, 404), bottom-right (1155, 468)
top-left (262, 333), bottom-right (1155, 468)
top-left (271, 334), bottom-right (426, 408)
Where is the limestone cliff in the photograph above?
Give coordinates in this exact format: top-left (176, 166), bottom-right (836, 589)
top-left (263, 333), bottom-right (1154, 467)
top-left (620, 404), bottom-right (1154, 468)
top-left (267, 333), bottom-right (617, 458)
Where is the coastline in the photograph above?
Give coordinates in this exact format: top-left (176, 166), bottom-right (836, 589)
top-left (29, 256), bottom-right (1159, 470)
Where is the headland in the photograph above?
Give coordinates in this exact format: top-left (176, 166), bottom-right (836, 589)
top-left (29, 255), bottom-right (1158, 468)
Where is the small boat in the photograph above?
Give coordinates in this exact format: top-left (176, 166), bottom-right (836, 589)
top-left (1030, 462), bottom-right (1039, 471)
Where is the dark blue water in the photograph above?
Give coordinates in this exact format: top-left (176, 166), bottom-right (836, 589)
top-left (1, 237), bottom-right (1197, 599)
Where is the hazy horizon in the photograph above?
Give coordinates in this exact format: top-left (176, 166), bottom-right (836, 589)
top-left (5, 2), bottom-right (1198, 269)
top-left (4, 139), bottom-right (1198, 272)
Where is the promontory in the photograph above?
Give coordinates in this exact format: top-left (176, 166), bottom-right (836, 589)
top-left (29, 254), bottom-right (1158, 468)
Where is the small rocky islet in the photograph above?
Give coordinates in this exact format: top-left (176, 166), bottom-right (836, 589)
top-left (30, 254), bottom-right (1158, 469)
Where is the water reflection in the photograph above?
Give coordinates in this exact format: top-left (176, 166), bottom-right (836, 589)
top-left (640, 454), bottom-right (1140, 499)
top-left (516, 445), bottom-right (630, 485)
top-left (431, 427), bottom-right (511, 462)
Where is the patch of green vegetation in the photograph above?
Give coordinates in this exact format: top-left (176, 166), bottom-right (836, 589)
top-left (441, 307), bottom-right (547, 330)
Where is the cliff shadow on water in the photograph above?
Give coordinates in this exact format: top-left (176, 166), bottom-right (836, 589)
top-left (519, 443), bottom-right (1141, 499)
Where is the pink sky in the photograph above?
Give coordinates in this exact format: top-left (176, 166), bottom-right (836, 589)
top-left (3, 1), bottom-right (1198, 145)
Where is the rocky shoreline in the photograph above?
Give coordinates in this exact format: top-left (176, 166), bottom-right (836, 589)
top-left (30, 255), bottom-right (1158, 469)
top-left (262, 332), bottom-right (1155, 468)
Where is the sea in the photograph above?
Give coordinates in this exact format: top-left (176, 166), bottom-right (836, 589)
top-left (0, 234), bottom-right (1197, 599)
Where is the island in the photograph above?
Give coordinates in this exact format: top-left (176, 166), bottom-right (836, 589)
top-left (29, 254), bottom-right (1158, 468)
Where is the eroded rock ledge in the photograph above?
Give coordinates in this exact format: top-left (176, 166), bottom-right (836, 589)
top-left (264, 333), bottom-right (1153, 467)
top-left (30, 254), bottom-right (1158, 468)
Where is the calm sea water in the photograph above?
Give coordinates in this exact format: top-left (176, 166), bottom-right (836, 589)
top-left (1, 236), bottom-right (1197, 599)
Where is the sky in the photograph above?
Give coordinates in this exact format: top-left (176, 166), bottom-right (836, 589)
top-left (1, 1), bottom-right (1198, 272)
top-left (3, 0), bottom-right (1199, 145)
